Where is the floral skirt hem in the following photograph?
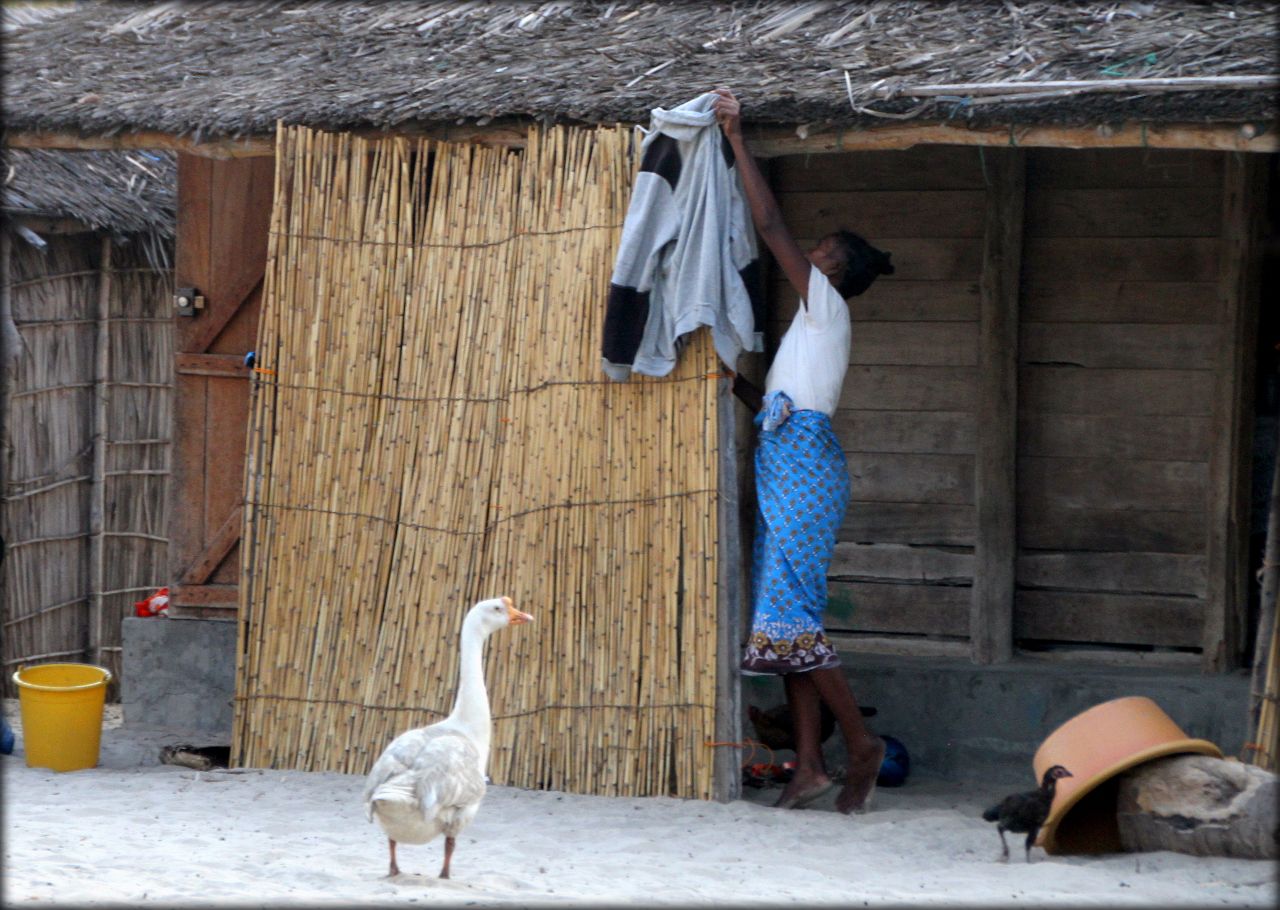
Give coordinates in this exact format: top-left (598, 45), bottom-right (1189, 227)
top-left (740, 631), bottom-right (842, 676)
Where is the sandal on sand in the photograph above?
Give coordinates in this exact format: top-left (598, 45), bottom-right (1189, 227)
top-left (775, 779), bottom-right (834, 810)
top-left (840, 737), bottom-right (887, 814)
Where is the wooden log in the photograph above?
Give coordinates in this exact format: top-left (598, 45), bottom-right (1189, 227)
top-left (1116, 754), bottom-right (1278, 859)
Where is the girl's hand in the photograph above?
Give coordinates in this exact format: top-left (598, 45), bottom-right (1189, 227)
top-left (712, 87), bottom-right (741, 138)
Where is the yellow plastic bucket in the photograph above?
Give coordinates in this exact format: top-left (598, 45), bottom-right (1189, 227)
top-left (12, 663), bottom-right (112, 772)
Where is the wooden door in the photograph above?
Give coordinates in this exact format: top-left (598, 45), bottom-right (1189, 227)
top-left (169, 154), bottom-right (274, 616)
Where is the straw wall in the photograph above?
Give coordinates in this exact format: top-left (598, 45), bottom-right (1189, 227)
top-left (233, 124), bottom-right (722, 798)
top-left (1, 232), bottom-right (173, 697)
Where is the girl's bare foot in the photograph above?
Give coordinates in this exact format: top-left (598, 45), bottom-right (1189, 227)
top-left (836, 735), bottom-right (885, 814)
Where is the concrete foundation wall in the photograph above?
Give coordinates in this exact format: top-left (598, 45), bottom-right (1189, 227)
top-left (121, 616), bottom-right (237, 735)
top-left (120, 617), bottom-right (1253, 785)
top-left (743, 653), bottom-right (1252, 785)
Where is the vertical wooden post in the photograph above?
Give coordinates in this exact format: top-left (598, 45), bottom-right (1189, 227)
top-left (1204, 153), bottom-right (1264, 672)
top-left (1248, 419), bottom-right (1280, 740)
top-left (714, 374), bottom-right (743, 801)
top-left (90, 234), bottom-right (112, 666)
top-left (971, 148), bottom-right (1025, 665)
top-left (0, 227), bottom-right (11, 530)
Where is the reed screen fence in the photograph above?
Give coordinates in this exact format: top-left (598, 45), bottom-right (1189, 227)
top-left (233, 124), bottom-right (723, 798)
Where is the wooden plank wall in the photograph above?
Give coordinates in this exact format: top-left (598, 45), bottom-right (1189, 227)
top-left (1016, 148), bottom-right (1223, 654)
top-left (768, 145), bottom-right (1253, 662)
top-left (772, 147), bottom-right (986, 645)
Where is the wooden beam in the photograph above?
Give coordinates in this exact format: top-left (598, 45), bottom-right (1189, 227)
top-left (1203, 154), bottom-right (1265, 671)
top-left (4, 130), bottom-right (275, 158)
top-left (3, 121), bottom-right (529, 158)
top-left (169, 584), bottom-right (239, 608)
top-left (175, 352), bottom-right (251, 378)
top-left (8, 215), bottom-right (94, 235)
top-left (180, 273), bottom-right (263, 356)
top-left (89, 235), bottom-right (112, 667)
top-left (861, 75), bottom-right (1280, 99)
top-left (6, 119), bottom-right (1275, 159)
top-left (713, 374), bottom-right (742, 802)
top-left (749, 122), bottom-right (1278, 157)
top-left (178, 504), bottom-right (244, 587)
top-left (166, 604), bottom-right (238, 620)
top-left (971, 148), bottom-right (1025, 665)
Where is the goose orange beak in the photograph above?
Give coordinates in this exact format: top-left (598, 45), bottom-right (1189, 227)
top-left (502, 596), bottom-right (533, 625)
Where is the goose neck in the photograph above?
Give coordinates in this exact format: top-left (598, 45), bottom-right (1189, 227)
top-left (448, 620), bottom-right (491, 762)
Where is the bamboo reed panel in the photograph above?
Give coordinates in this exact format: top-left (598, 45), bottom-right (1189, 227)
top-left (1, 235), bottom-right (173, 696)
top-left (234, 123), bottom-right (722, 798)
top-left (1253, 586), bottom-right (1279, 772)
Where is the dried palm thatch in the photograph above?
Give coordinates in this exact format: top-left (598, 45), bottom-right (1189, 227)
top-left (234, 123), bottom-right (721, 797)
top-left (3, 149), bottom-right (176, 270)
top-left (2, 1), bottom-right (1275, 144)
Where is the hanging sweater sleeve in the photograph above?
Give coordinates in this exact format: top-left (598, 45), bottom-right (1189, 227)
top-left (601, 134), bottom-right (682, 381)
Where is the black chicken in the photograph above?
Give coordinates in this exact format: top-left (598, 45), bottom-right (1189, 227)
top-left (746, 701), bottom-right (876, 753)
top-left (982, 764), bottom-right (1073, 862)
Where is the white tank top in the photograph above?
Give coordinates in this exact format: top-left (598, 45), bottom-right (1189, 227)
top-left (764, 264), bottom-right (851, 416)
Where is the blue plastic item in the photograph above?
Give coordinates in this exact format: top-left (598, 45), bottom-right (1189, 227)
top-left (876, 734), bottom-right (909, 787)
top-left (1, 715), bottom-right (15, 755)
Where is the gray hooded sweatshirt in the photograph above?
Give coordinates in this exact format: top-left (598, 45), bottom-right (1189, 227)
top-left (601, 93), bottom-right (763, 381)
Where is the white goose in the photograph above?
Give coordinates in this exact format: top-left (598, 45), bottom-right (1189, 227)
top-left (362, 595), bottom-right (532, 878)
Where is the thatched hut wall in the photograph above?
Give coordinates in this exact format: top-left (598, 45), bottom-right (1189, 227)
top-left (1, 149), bottom-right (175, 698)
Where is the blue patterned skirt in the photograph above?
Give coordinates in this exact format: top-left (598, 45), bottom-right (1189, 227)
top-left (741, 396), bottom-right (850, 676)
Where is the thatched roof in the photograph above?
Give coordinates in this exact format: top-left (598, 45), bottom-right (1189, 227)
top-left (2, 1), bottom-right (1276, 143)
top-left (2, 149), bottom-right (176, 238)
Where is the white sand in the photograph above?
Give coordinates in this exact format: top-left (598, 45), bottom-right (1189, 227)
top-left (2, 700), bottom-right (1276, 907)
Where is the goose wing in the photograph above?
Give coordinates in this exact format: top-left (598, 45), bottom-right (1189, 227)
top-left (363, 726), bottom-right (485, 821)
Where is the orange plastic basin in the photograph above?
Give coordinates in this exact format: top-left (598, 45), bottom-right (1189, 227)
top-left (1032, 696), bottom-right (1221, 854)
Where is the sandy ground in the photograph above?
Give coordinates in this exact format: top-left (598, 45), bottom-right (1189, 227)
top-left (2, 699), bottom-right (1276, 908)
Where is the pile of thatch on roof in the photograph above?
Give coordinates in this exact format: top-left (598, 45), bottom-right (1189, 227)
top-left (2, 1), bottom-right (1275, 142)
top-left (3, 149), bottom-right (176, 238)
top-left (3, 148), bottom-right (176, 270)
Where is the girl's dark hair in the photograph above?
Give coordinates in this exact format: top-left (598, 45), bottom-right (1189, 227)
top-left (828, 229), bottom-right (895, 298)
